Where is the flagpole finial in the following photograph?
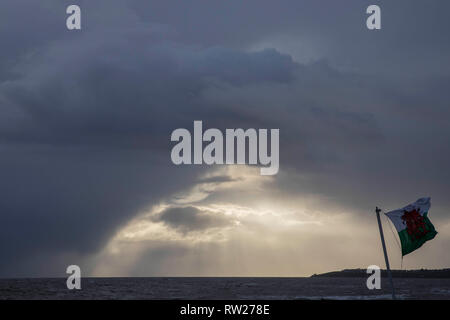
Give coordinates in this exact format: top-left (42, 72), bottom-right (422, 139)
top-left (376, 207), bottom-right (381, 214)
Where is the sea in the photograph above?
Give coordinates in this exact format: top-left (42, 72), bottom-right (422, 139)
top-left (1, 277), bottom-right (450, 300)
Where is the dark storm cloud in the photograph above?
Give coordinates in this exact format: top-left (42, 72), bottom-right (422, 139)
top-left (0, 43), bottom-right (295, 147)
top-left (129, 0), bottom-right (450, 75)
top-left (0, 2), bottom-right (298, 276)
top-left (154, 206), bottom-right (232, 233)
top-left (0, 0), bottom-right (449, 276)
top-left (196, 175), bottom-right (241, 184)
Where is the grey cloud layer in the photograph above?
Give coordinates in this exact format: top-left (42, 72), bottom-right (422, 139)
top-left (154, 206), bottom-right (232, 233)
top-left (0, 12), bottom-right (298, 276)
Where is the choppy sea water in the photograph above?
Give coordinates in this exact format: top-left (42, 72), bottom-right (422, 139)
top-left (1, 277), bottom-right (450, 300)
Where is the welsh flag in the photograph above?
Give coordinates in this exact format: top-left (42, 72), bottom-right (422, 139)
top-left (385, 197), bottom-right (437, 256)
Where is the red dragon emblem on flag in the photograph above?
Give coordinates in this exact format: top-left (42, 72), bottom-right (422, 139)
top-left (401, 209), bottom-right (429, 241)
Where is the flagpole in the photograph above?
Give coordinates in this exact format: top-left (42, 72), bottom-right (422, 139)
top-left (376, 206), bottom-right (396, 300)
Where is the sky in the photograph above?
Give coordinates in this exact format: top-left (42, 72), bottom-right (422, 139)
top-left (0, 0), bottom-right (450, 277)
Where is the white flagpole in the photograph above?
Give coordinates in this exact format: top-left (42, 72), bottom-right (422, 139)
top-left (376, 206), bottom-right (396, 300)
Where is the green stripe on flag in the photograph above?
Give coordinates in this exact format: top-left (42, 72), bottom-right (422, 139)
top-left (398, 212), bottom-right (437, 256)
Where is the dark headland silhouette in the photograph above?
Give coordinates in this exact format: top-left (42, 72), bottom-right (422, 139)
top-left (311, 268), bottom-right (450, 278)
